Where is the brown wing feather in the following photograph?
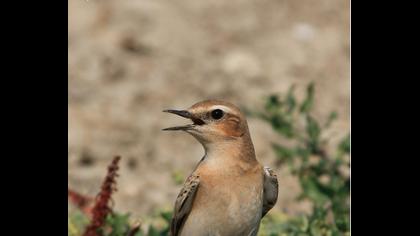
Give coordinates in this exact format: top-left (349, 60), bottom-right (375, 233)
top-left (262, 167), bottom-right (278, 218)
top-left (170, 174), bottom-right (200, 236)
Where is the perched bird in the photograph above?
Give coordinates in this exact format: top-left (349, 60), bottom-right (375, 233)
top-left (163, 100), bottom-right (278, 236)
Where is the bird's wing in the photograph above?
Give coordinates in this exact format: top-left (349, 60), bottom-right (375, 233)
top-left (170, 174), bottom-right (200, 236)
top-left (262, 166), bottom-right (278, 218)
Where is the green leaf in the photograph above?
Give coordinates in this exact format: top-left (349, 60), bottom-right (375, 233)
top-left (338, 134), bottom-right (350, 154)
top-left (300, 82), bottom-right (315, 113)
top-left (171, 171), bottom-right (185, 185)
top-left (325, 111), bottom-right (338, 128)
top-left (147, 225), bottom-right (160, 236)
top-left (68, 209), bottom-right (90, 235)
top-left (270, 115), bottom-right (294, 138)
top-left (272, 144), bottom-right (295, 160)
top-left (134, 230), bottom-right (144, 236)
top-left (106, 213), bottom-right (131, 236)
top-left (295, 146), bottom-right (310, 159)
top-left (309, 220), bottom-right (332, 236)
top-left (160, 210), bottom-right (173, 224)
top-left (265, 95), bottom-right (282, 112)
top-left (306, 115), bottom-right (321, 152)
top-left (300, 176), bottom-right (329, 205)
top-left (335, 215), bottom-right (350, 232)
top-left (300, 215), bottom-right (309, 232)
top-left (285, 85), bottom-right (297, 113)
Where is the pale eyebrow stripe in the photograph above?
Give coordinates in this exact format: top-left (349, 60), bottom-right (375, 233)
top-left (209, 105), bottom-right (233, 113)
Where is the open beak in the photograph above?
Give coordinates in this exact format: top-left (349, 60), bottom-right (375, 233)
top-left (162, 109), bottom-right (205, 131)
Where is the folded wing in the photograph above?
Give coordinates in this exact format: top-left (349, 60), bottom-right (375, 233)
top-left (170, 174), bottom-right (200, 236)
top-left (262, 167), bottom-right (278, 218)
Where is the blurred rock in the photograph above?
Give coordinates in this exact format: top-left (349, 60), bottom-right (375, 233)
top-left (292, 23), bottom-right (316, 42)
top-left (222, 50), bottom-right (261, 78)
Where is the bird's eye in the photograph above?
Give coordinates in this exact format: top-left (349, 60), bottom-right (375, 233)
top-left (211, 109), bottom-right (224, 120)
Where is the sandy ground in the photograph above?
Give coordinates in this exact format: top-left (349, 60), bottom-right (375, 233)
top-left (68, 0), bottom-right (350, 218)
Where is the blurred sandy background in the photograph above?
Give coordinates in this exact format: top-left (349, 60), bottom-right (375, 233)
top-left (68, 0), bottom-right (349, 218)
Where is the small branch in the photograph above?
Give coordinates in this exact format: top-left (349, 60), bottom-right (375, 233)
top-left (127, 222), bottom-right (141, 236)
top-left (68, 188), bottom-right (93, 215)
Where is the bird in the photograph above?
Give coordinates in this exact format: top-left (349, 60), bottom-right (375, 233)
top-left (163, 100), bottom-right (278, 236)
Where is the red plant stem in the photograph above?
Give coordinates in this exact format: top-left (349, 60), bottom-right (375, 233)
top-left (83, 156), bottom-right (121, 236)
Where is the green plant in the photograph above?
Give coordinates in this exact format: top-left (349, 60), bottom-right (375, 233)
top-left (255, 82), bottom-right (350, 236)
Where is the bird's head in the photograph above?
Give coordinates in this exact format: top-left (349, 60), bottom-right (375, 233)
top-left (163, 100), bottom-right (251, 147)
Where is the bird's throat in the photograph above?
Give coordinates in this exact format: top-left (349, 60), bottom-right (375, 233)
top-left (202, 135), bottom-right (258, 167)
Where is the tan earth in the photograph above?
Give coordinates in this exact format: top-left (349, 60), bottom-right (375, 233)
top-left (68, 0), bottom-right (350, 219)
